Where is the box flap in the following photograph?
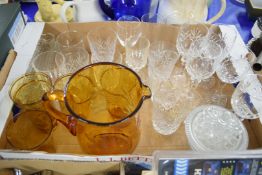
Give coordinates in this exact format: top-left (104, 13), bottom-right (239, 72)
top-left (0, 22), bottom-right (44, 136)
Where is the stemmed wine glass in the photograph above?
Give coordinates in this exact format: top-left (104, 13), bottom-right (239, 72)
top-left (117, 15), bottom-right (142, 47)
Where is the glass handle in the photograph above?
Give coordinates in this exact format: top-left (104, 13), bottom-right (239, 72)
top-left (60, 1), bottom-right (75, 22)
top-left (42, 90), bottom-right (77, 136)
top-left (141, 84), bottom-right (152, 99)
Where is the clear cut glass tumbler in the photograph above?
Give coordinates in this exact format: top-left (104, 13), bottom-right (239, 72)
top-left (125, 36), bottom-right (150, 72)
top-left (87, 27), bottom-right (117, 63)
top-left (231, 74), bottom-right (262, 120)
top-left (32, 51), bottom-right (66, 82)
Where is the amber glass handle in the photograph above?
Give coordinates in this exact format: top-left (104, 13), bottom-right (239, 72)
top-left (142, 84), bottom-right (151, 100)
top-left (42, 90), bottom-right (77, 135)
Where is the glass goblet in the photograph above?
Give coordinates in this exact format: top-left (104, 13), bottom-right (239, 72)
top-left (185, 38), bottom-right (222, 83)
top-left (176, 23), bottom-right (209, 63)
top-left (117, 15), bottom-right (141, 47)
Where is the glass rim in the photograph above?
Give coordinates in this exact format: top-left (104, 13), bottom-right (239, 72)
top-left (163, 11), bottom-right (196, 24)
top-left (150, 40), bottom-right (177, 51)
top-left (87, 27), bottom-right (117, 39)
top-left (149, 50), bottom-right (179, 64)
top-left (64, 62), bottom-right (151, 126)
top-left (179, 23), bottom-right (209, 35)
top-left (117, 15), bottom-right (141, 29)
top-left (125, 36), bottom-right (150, 50)
top-left (141, 12), bottom-right (163, 17)
top-left (164, 49), bottom-right (179, 57)
top-left (217, 56), bottom-right (251, 83)
top-left (9, 72), bottom-right (52, 106)
top-left (32, 51), bottom-right (65, 72)
top-left (41, 33), bottom-right (55, 42)
top-left (141, 13), bottom-right (164, 22)
top-left (6, 110), bottom-right (53, 150)
top-left (56, 30), bottom-right (84, 48)
top-left (117, 15), bottom-right (140, 21)
top-left (53, 73), bottom-right (72, 90)
top-left (239, 73), bottom-right (262, 95)
top-left (188, 38), bottom-right (223, 60)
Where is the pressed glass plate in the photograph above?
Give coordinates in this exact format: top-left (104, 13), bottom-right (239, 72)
top-left (185, 105), bottom-right (249, 151)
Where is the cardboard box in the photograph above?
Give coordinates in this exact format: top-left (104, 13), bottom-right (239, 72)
top-left (0, 160), bottom-right (121, 175)
top-left (0, 22), bottom-right (262, 174)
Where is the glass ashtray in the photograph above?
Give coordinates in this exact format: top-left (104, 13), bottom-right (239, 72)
top-left (185, 105), bottom-right (249, 151)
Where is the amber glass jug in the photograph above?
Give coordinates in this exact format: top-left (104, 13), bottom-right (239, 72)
top-left (43, 62), bottom-right (151, 155)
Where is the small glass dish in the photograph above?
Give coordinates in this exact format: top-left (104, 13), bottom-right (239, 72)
top-left (185, 105), bottom-right (249, 152)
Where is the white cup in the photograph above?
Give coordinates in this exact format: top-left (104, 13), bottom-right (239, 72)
top-left (60, 0), bottom-right (105, 22)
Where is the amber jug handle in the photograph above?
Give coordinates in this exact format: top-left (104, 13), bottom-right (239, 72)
top-left (42, 90), bottom-right (77, 135)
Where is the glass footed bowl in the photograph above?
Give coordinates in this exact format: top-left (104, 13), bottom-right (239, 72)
top-left (185, 105), bottom-right (249, 151)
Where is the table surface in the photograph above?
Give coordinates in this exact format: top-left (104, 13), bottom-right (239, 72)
top-left (20, 0), bottom-right (255, 43)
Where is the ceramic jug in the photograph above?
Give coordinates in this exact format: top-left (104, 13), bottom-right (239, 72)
top-left (60, 0), bottom-right (105, 22)
top-left (35, 0), bottom-right (73, 22)
top-left (43, 63), bottom-right (151, 155)
top-left (158, 0), bottom-right (226, 24)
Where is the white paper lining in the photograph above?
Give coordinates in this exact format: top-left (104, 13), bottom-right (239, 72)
top-left (0, 22), bottom-right (45, 136)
